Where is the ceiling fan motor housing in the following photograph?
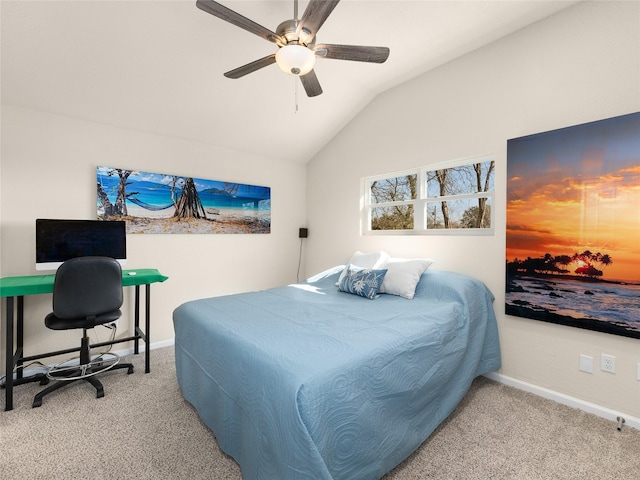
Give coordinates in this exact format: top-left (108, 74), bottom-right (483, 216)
top-left (276, 19), bottom-right (315, 48)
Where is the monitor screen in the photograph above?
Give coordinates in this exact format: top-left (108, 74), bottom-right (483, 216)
top-left (36, 219), bottom-right (127, 271)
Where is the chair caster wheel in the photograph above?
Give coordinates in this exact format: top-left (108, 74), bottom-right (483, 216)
top-left (40, 376), bottom-right (50, 386)
top-left (127, 366), bottom-right (134, 374)
top-left (32, 398), bottom-right (42, 408)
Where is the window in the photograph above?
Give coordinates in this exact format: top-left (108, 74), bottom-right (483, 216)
top-left (363, 156), bottom-right (495, 235)
top-left (369, 174), bottom-right (417, 230)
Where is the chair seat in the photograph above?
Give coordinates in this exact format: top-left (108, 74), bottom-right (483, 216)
top-left (45, 309), bottom-right (122, 330)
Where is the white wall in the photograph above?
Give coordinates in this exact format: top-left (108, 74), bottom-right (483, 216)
top-left (1, 106), bottom-right (306, 366)
top-left (305, 1), bottom-right (640, 417)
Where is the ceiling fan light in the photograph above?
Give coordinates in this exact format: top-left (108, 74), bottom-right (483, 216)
top-left (275, 45), bottom-right (316, 76)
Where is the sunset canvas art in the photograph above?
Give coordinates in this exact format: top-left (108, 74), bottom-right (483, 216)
top-left (506, 112), bottom-right (640, 339)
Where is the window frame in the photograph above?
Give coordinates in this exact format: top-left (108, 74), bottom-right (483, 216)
top-left (362, 155), bottom-right (495, 236)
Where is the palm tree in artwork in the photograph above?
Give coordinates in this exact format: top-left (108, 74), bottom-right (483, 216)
top-left (554, 255), bottom-right (572, 273)
top-left (600, 254), bottom-right (613, 271)
top-left (571, 250), bottom-right (614, 278)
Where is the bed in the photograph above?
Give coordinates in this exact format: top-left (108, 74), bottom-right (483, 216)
top-left (173, 265), bottom-right (501, 480)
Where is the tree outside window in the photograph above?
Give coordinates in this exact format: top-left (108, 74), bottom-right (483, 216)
top-left (370, 174), bottom-right (417, 230)
top-left (426, 160), bottom-right (494, 230)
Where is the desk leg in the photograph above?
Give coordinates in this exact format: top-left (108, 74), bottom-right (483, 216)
top-left (145, 284), bottom-right (150, 374)
top-left (16, 296), bottom-right (24, 380)
top-left (134, 285), bottom-right (140, 355)
top-left (131, 284), bottom-right (150, 373)
top-left (5, 296), bottom-right (14, 411)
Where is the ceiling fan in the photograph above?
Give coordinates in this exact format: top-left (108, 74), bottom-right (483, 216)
top-left (196, 0), bottom-right (390, 97)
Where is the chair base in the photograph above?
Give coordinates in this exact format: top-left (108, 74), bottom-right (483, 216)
top-left (0, 372), bottom-right (49, 390)
top-left (33, 361), bottom-right (134, 408)
top-left (47, 351), bottom-right (123, 381)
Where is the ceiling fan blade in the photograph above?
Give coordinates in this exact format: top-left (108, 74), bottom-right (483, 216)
top-left (314, 44), bottom-right (390, 63)
top-left (224, 54), bottom-right (276, 79)
top-left (300, 70), bottom-right (323, 97)
top-left (297, 0), bottom-right (340, 43)
top-left (196, 0), bottom-right (284, 45)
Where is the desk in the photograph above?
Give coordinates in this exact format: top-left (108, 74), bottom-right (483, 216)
top-left (1, 268), bottom-right (168, 411)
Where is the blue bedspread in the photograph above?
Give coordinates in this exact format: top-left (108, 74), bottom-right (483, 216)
top-left (173, 267), bottom-right (501, 479)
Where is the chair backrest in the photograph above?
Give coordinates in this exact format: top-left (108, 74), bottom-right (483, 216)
top-left (52, 256), bottom-right (123, 319)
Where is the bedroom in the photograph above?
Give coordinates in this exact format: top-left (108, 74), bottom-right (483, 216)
top-left (1, 0), bottom-right (639, 477)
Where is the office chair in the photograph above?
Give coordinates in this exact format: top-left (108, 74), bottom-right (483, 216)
top-left (33, 256), bottom-right (134, 408)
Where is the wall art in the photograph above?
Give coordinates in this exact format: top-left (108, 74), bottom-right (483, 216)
top-left (506, 112), bottom-right (640, 338)
top-left (97, 167), bottom-right (270, 234)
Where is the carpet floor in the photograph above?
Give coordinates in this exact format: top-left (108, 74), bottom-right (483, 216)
top-left (1, 346), bottom-right (639, 479)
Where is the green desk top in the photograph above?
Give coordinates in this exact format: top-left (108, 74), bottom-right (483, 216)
top-left (0, 269), bottom-right (168, 297)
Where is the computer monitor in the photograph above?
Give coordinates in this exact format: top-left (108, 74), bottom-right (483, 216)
top-left (35, 219), bottom-right (127, 271)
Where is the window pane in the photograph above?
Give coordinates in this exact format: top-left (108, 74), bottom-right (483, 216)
top-left (426, 197), bottom-right (492, 229)
top-left (426, 161), bottom-right (495, 197)
top-left (370, 174), bottom-right (417, 204)
top-left (371, 205), bottom-right (414, 230)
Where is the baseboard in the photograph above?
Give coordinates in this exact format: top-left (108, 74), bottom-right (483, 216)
top-left (113, 337), bottom-right (175, 356)
top-left (484, 372), bottom-right (640, 431)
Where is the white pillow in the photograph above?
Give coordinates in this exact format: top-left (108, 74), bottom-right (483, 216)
top-left (336, 251), bottom-right (390, 286)
top-left (379, 258), bottom-right (434, 299)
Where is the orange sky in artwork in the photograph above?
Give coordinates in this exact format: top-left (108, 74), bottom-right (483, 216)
top-left (506, 115), bottom-right (640, 283)
top-left (507, 177), bottom-right (640, 282)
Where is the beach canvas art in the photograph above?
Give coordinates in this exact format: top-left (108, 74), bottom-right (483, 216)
top-left (506, 112), bottom-right (640, 339)
top-left (97, 167), bottom-right (270, 234)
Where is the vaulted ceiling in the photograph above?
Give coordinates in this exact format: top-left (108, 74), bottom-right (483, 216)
top-left (1, 1), bottom-right (579, 163)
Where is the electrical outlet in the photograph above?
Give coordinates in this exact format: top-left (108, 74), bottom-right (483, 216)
top-left (601, 354), bottom-right (616, 373)
top-left (579, 354), bottom-right (593, 373)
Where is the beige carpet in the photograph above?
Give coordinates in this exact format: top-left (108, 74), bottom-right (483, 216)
top-left (1, 346), bottom-right (639, 479)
